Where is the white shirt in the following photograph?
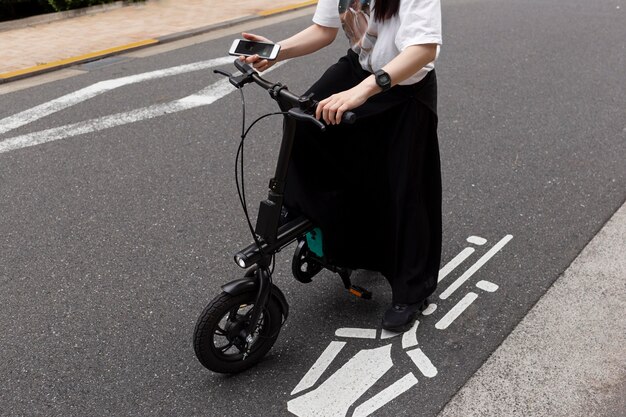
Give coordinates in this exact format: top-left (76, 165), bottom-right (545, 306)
top-left (313, 0), bottom-right (442, 85)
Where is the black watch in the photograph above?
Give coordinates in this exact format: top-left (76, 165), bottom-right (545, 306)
top-left (374, 69), bottom-right (392, 91)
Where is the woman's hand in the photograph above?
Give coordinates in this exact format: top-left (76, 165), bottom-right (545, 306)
top-left (316, 77), bottom-right (379, 125)
top-left (237, 32), bottom-right (278, 72)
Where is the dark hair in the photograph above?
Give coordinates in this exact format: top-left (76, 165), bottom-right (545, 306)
top-left (373, 0), bottom-right (400, 21)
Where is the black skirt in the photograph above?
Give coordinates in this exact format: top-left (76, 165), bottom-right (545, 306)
top-left (284, 50), bottom-right (442, 304)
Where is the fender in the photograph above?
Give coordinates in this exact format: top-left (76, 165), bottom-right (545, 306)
top-left (221, 278), bottom-right (289, 322)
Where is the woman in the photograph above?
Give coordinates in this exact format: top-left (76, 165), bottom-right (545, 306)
top-left (241, 0), bottom-right (442, 332)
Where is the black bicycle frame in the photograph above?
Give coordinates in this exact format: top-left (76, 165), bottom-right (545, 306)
top-left (216, 61), bottom-right (354, 346)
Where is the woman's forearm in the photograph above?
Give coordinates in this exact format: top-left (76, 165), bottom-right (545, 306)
top-left (277, 24), bottom-right (339, 61)
top-left (316, 43), bottom-right (438, 124)
top-left (359, 44), bottom-right (439, 97)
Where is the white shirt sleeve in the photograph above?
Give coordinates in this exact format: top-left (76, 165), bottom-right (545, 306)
top-left (395, 0), bottom-right (442, 51)
top-left (313, 0), bottom-right (341, 28)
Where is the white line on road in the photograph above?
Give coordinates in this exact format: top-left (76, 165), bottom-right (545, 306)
top-left (438, 247), bottom-right (475, 283)
top-left (406, 348), bottom-right (438, 378)
top-left (288, 345), bottom-right (394, 417)
top-left (467, 236), bottom-right (487, 245)
top-left (0, 56), bottom-right (234, 136)
top-left (435, 292), bottom-right (479, 330)
top-left (476, 280), bottom-right (499, 292)
top-left (291, 341), bottom-right (346, 396)
top-left (335, 328), bottom-right (377, 339)
top-left (380, 329), bottom-right (402, 339)
top-left (439, 235), bottom-right (513, 299)
top-left (0, 62), bottom-right (286, 155)
top-left (401, 320), bottom-right (419, 349)
top-left (422, 303), bottom-right (437, 316)
top-left (352, 373), bottom-right (418, 417)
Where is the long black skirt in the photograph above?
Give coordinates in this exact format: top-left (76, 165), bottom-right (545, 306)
top-left (284, 50), bottom-right (442, 304)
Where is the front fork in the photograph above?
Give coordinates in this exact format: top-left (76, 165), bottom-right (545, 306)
top-left (240, 264), bottom-right (271, 359)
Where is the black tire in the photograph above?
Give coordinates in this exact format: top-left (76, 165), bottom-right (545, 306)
top-left (193, 291), bottom-right (282, 373)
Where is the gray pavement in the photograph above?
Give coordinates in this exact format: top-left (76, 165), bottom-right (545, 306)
top-left (0, 0), bottom-right (625, 416)
top-left (438, 202), bottom-right (626, 417)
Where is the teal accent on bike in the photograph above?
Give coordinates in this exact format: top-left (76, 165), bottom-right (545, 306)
top-left (305, 228), bottom-right (324, 258)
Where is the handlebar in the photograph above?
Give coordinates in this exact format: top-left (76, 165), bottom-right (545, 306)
top-left (214, 60), bottom-right (356, 129)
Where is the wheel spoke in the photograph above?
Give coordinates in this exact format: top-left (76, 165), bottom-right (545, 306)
top-left (217, 341), bottom-right (235, 352)
top-left (214, 327), bottom-right (227, 336)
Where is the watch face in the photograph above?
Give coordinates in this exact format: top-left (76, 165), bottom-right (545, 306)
top-left (376, 71), bottom-right (391, 89)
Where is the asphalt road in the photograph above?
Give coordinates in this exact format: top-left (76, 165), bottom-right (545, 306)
top-left (1, 0), bottom-right (625, 416)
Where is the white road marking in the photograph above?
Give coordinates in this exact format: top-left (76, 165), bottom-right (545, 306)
top-left (439, 235), bottom-right (513, 299)
top-left (435, 292), bottom-right (479, 330)
top-left (352, 373), bottom-right (418, 417)
top-left (401, 320), bottom-right (420, 349)
top-left (335, 328), bottom-right (377, 339)
top-left (380, 329), bottom-right (402, 339)
top-left (467, 236), bottom-right (487, 245)
top-left (476, 280), bottom-right (499, 292)
top-left (406, 348), bottom-right (438, 378)
top-left (0, 61), bottom-right (286, 155)
top-left (0, 57), bottom-right (234, 136)
top-left (422, 303), bottom-right (437, 316)
top-left (291, 341), bottom-right (347, 396)
top-left (288, 345), bottom-right (394, 417)
top-left (290, 233), bottom-right (513, 415)
top-left (438, 247), bottom-right (475, 282)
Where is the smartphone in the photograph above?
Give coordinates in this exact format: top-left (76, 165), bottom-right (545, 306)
top-left (229, 39), bottom-right (281, 60)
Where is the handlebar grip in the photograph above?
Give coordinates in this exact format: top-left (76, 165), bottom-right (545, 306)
top-left (342, 111), bottom-right (356, 124)
top-left (234, 59), bottom-right (254, 74)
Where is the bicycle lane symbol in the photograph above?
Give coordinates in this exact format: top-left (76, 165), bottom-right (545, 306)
top-left (287, 234), bottom-right (513, 417)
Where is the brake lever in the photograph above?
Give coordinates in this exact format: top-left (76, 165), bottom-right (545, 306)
top-left (213, 67), bottom-right (253, 89)
top-left (213, 69), bottom-right (232, 78)
top-left (288, 108), bottom-right (326, 132)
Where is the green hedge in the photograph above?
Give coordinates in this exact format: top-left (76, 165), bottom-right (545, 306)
top-left (46, 0), bottom-right (143, 12)
top-left (0, 0), bottom-right (144, 22)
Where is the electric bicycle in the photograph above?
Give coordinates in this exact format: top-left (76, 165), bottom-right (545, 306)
top-left (193, 60), bottom-right (371, 373)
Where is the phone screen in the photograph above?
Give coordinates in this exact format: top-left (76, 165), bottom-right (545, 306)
top-left (234, 40), bottom-right (275, 57)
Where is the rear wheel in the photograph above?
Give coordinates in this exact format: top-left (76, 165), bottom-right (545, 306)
top-left (292, 239), bottom-right (323, 283)
top-left (193, 291), bottom-right (282, 373)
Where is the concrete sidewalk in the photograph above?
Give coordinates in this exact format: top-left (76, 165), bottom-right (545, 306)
top-left (0, 0), bottom-right (317, 83)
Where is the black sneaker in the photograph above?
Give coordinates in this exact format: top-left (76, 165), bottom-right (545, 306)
top-left (381, 299), bottom-right (429, 332)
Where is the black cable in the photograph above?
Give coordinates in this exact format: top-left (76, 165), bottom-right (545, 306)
top-left (233, 86), bottom-right (287, 260)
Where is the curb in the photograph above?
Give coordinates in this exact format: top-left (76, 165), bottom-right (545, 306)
top-left (0, 0), bottom-right (317, 85)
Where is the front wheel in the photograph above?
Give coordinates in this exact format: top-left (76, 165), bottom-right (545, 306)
top-left (193, 291), bottom-right (283, 373)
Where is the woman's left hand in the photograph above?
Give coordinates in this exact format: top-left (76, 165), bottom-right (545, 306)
top-left (315, 83), bottom-right (374, 125)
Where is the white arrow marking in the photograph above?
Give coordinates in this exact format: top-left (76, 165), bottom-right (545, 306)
top-left (0, 62), bottom-right (286, 155)
top-left (288, 345), bottom-right (394, 417)
top-left (291, 341), bottom-right (346, 396)
top-left (0, 56), bottom-right (234, 135)
top-left (352, 373), bottom-right (418, 417)
top-left (439, 235), bottom-right (513, 299)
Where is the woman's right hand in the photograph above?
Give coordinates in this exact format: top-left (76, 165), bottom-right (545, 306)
top-left (238, 32), bottom-right (279, 72)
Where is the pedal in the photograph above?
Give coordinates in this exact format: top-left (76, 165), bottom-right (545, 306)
top-left (348, 285), bottom-right (372, 300)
